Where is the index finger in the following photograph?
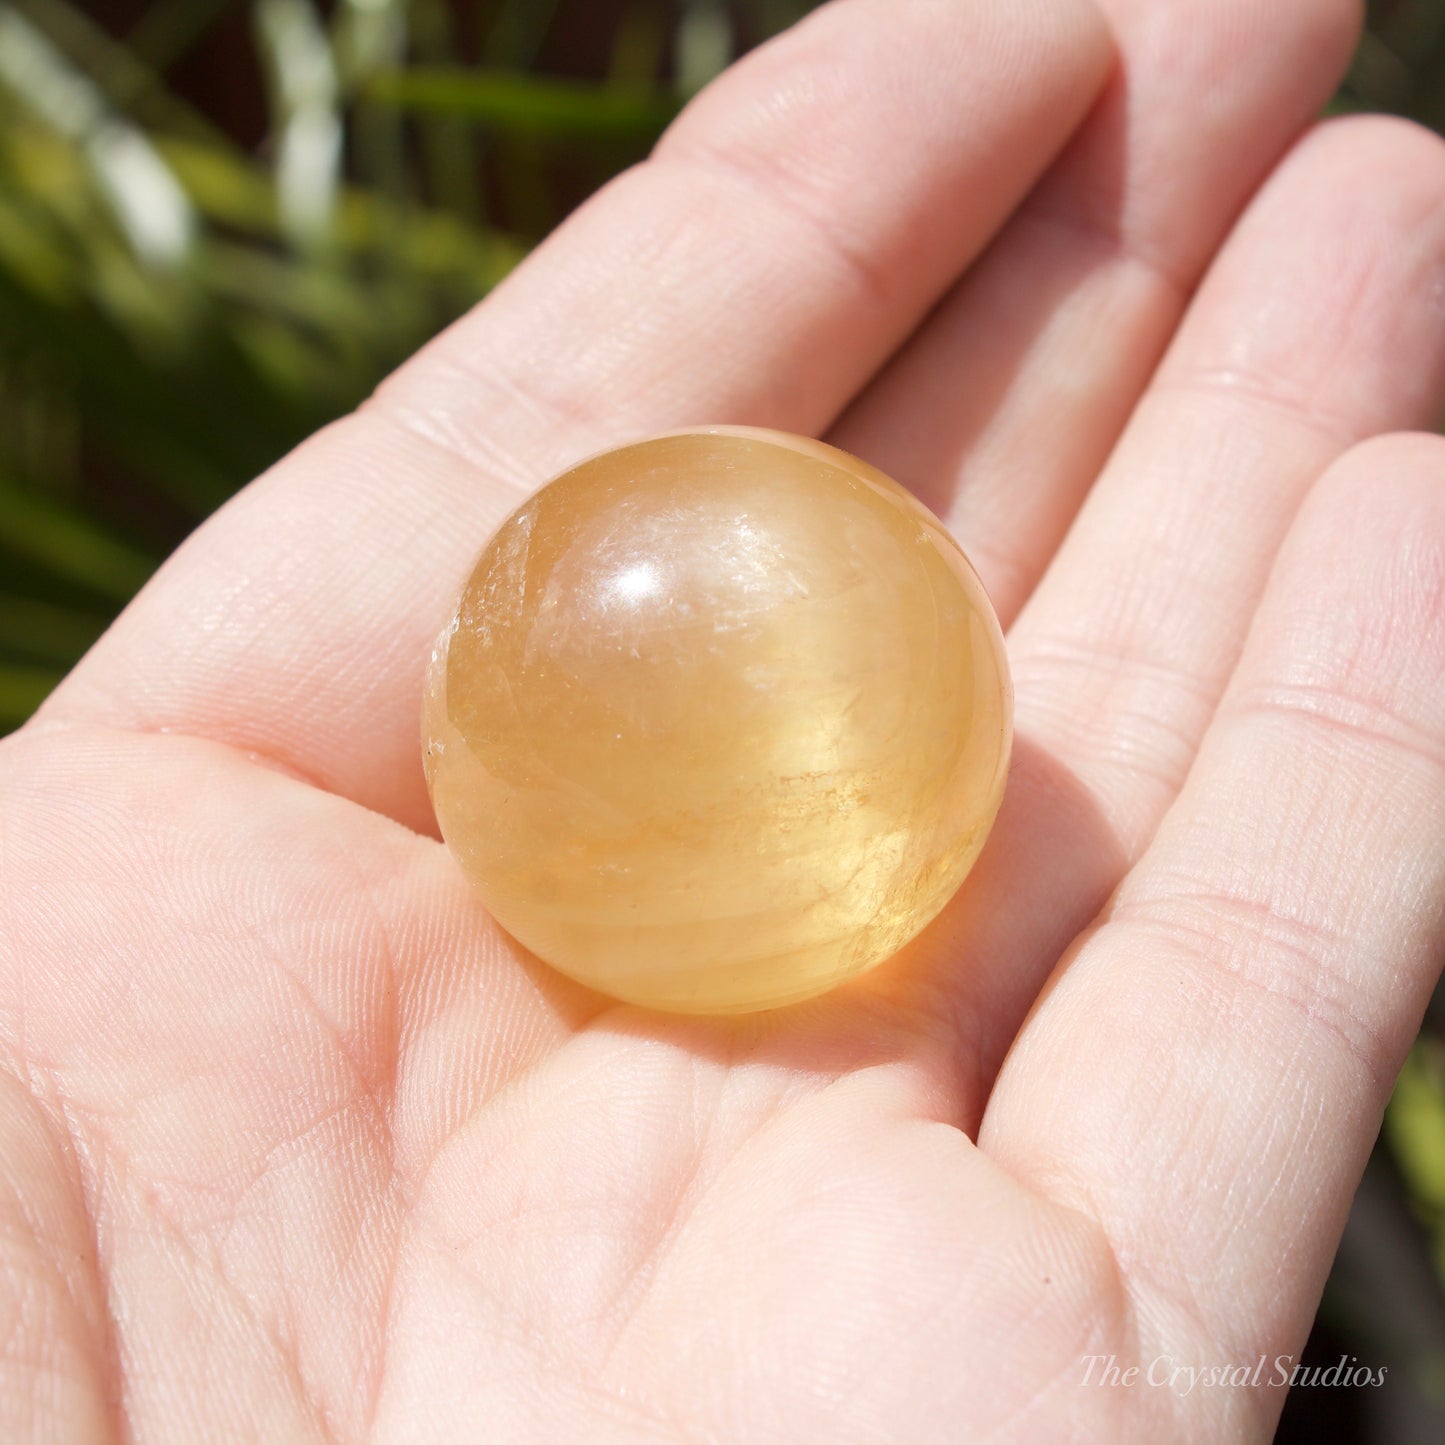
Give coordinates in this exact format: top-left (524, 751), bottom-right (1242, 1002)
top-left (40, 0), bottom-right (1111, 834)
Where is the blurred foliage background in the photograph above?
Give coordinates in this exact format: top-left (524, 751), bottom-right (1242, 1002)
top-left (1, 0), bottom-right (1444, 1439)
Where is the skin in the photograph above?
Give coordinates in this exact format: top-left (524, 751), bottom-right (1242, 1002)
top-left (4, 0), bottom-right (1445, 1437)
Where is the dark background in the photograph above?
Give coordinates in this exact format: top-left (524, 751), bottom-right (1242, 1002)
top-left (3, 2), bottom-right (1445, 1439)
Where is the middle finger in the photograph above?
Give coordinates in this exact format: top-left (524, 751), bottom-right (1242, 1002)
top-left (831, 0), bottom-right (1362, 625)
top-left (878, 118), bottom-right (1445, 1113)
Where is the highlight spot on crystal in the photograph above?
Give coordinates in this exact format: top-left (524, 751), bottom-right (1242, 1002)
top-left (423, 427), bottom-right (1012, 1014)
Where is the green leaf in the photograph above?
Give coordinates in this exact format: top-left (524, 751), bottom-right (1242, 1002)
top-left (1388, 1041), bottom-right (1445, 1213)
top-left (0, 477), bottom-right (157, 601)
top-left (252, 0), bottom-right (342, 249)
top-left (0, 593), bottom-right (107, 662)
top-left (10, 0), bottom-right (228, 145)
top-left (675, 0), bottom-right (733, 96)
top-left (364, 67), bottom-right (680, 142)
top-left (154, 135), bottom-right (523, 285)
top-left (0, 660), bottom-right (62, 724)
top-left (482, 0), bottom-right (565, 71)
top-left (0, 7), bottom-right (198, 267)
top-left (125, 0), bottom-right (233, 74)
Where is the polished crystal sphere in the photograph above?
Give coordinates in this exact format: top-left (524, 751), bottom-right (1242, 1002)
top-left (423, 427), bottom-right (1012, 1014)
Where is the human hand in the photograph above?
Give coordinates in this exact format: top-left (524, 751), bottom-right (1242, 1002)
top-left (6, 0), bottom-right (1445, 1439)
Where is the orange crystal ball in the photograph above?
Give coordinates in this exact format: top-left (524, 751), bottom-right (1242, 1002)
top-left (423, 427), bottom-right (1012, 1014)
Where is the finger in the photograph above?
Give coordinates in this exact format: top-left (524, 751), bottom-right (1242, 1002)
top-left (40, 0), bottom-right (1111, 833)
top-left (982, 433), bottom-right (1445, 1410)
top-left (892, 116), bottom-right (1445, 1101)
top-left (832, 0), bottom-right (1362, 623)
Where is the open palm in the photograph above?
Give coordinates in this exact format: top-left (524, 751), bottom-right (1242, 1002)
top-left (7, 1), bottom-right (1445, 1439)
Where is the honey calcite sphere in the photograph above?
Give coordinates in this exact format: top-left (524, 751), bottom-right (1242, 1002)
top-left (423, 427), bottom-right (1011, 1014)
